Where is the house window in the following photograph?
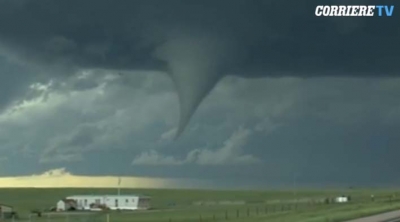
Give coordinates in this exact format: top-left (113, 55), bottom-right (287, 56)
top-left (126, 199), bottom-right (128, 203)
top-left (84, 199), bottom-right (87, 206)
top-left (95, 199), bottom-right (100, 204)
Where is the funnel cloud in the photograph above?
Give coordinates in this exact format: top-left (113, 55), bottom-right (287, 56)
top-left (0, 0), bottom-right (399, 137)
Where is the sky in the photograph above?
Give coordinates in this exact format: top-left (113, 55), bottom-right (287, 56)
top-left (0, 0), bottom-right (399, 189)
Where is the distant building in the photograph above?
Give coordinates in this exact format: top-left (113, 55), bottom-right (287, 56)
top-left (0, 204), bottom-right (15, 219)
top-left (57, 195), bottom-right (151, 211)
top-left (334, 196), bottom-right (350, 203)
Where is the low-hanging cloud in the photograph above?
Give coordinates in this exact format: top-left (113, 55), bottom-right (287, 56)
top-left (0, 0), bottom-right (399, 137)
top-left (132, 127), bottom-right (260, 166)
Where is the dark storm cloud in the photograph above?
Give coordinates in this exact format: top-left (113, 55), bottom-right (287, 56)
top-left (0, 56), bottom-right (43, 111)
top-left (0, 0), bottom-right (399, 136)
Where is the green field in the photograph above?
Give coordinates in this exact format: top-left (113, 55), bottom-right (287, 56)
top-left (1, 188), bottom-right (400, 222)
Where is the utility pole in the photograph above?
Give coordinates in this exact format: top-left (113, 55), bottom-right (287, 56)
top-left (117, 177), bottom-right (121, 196)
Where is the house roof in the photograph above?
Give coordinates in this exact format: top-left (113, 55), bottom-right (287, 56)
top-left (0, 204), bottom-right (13, 208)
top-left (104, 195), bottom-right (150, 198)
top-left (60, 199), bottom-right (76, 204)
top-left (66, 194), bottom-right (150, 198)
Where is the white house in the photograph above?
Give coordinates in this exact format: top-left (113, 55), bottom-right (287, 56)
top-left (56, 199), bottom-right (77, 211)
top-left (58, 195), bottom-right (150, 211)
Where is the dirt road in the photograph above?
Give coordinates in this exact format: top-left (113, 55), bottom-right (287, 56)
top-left (345, 210), bottom-right (400, 222)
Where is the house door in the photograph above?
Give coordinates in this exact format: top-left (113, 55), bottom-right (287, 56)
top-left (115, 199), bottom-right (119, 207)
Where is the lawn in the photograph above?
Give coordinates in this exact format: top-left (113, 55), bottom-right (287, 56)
top-left (1, 188), bottom-right (399, 222)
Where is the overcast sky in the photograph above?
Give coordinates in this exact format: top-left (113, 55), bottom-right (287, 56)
top-left (0, 0), bottom-right (399, 189)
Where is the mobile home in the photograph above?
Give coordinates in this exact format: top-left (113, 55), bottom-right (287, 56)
top-left (61, 195), bottom-right (150, 211)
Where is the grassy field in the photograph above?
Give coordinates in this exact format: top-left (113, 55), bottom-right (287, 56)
top-left (1, 188), bottom-right (400, 222)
